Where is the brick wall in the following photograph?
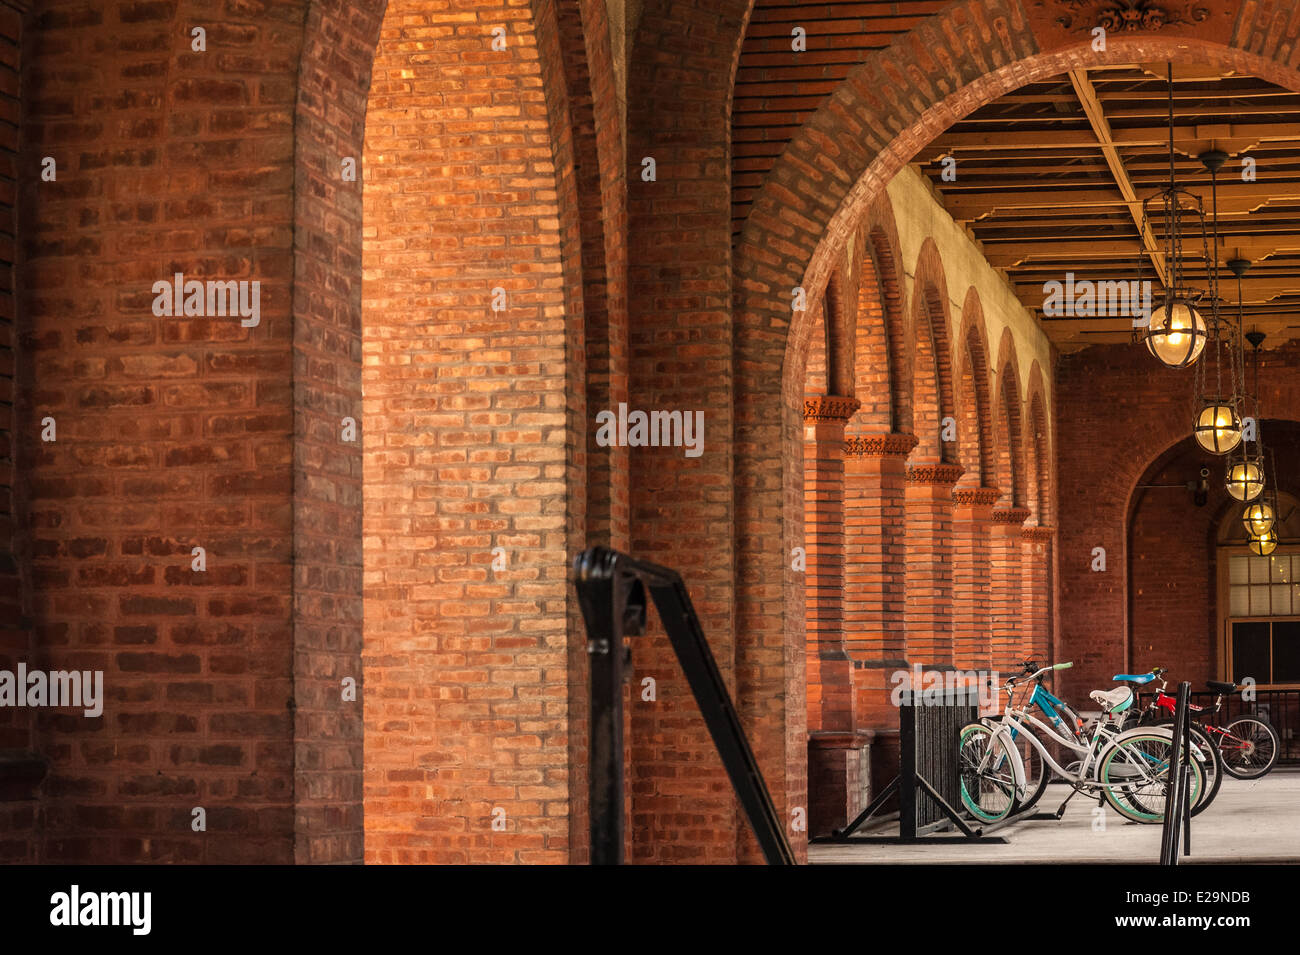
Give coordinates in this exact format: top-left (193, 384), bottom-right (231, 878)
top-left (292, 0), bottom-right (386, 868)
top-left (1059, 342), bottom-right (1300, 698)
top-left (626, 0), bottom-right (752, 863)
top-left (17, 0), bottom-right (309, 864)
top-left (359, 0), bottom-right (585, 865)
top-left (0, 0), bottom-right (33, 864)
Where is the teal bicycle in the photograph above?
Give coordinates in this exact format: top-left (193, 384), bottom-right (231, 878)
top-left (959, 662), bottom-right (1205, 825)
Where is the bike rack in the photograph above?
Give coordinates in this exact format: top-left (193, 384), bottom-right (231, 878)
top-left (572, 546), bottom-right (796, 866)
top-left (1159, 681), bottom-right (1194, 864)
top-left (825, 689), bottom-right (1010, 844)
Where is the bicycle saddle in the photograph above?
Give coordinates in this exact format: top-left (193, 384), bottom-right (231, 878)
top-left (1112, 672), bottom-right (1157, 684)
top-left (1206, 680), bottom-right (1237, 694)
top-left (1089, 685), bottom-right (1134, 713)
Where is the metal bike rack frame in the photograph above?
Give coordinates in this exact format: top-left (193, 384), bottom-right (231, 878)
top-left (826, 690), bottom-right (1009, 844)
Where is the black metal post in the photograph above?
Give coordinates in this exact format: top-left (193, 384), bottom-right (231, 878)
top-left (1182, 693), bottom-right (1193, 857)
top-left (575, 548), bottom-right (627, 865)
top-left (899, 695), bottom-right (917, 839)
top-left (1160, 681), bottom-right (1192, 865)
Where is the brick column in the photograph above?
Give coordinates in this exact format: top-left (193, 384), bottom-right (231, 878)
top-left (951, 487), bottom-right (1000, 670)
top-left (802, 395), bottom-right (860, 734)
top-left (903, 463), bottom-right (965, 668)
top-left (990, 507), bottom-right (1031, 670)
top-left (843, 432), bottom-right (917, 730)
top-left (1021, 526), bottom-right (1055, 665)
top-left (806, 429), bottom-right (912, 836)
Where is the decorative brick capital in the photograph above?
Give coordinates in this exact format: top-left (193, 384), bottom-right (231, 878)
top-left (906, 462), bottom-right (965, 487)
top-left (992, 507), bottom-right (1032, 526)
top-left (1047, 0), bottom-right (1209, 33)
top-left (953, 486), bottom-right (1002, 507)
top-left (803, 395), bottom-right (861, 422)
top-left (844, 432), bottom-right (918, 458)
top-left (1021, 525), bottom-right (1056, 542)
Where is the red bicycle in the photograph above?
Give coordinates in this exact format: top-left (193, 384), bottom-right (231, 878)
top-left (1136, 669), bottom-right (1280, 780)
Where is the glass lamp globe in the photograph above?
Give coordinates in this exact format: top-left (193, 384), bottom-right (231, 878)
top-left (1243, 500), bottom-right (1277, 538)
top-left (1226, 455), bottom-right (1265, 502)
top-left (1146, 301), bottom-right (1207, 367)
top-left (1248, 529), bottom-right (1278, 557)
top-left (1193, 400), bottom-right (1242, 455)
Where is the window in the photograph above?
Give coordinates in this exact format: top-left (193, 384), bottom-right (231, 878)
top-left (1218, 492), bottom-right (1300, 687)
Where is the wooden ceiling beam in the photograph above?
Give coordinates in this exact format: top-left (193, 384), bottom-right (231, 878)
top-left (926, 121), bottom-right (1300, 151)
top-left (940, 185), bottom-right (1300, 222)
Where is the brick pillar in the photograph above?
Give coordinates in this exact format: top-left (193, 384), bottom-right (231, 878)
top-left (1021, 526), bottom-right (1055, 665)
top-left (811, 430), bottom-right (914, 836)
top-left (990, 508), bottom-right (1031, 670)
top-left (843, 432), bottom-right (917, 730)
top-left (903, 463), bottom-right (964, 668)
top-left (951, 487), bottom-right (1000, 671)
top-left (803, 397), bottom-right (867, 837)
top-left (803, 395), bottom-right (860, 734)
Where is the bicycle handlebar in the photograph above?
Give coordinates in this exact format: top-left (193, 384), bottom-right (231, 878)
top-left (1004, 661), bottom-right (1073, 690)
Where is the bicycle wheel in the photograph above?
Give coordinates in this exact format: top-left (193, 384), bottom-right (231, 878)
top-left (958, 722), bottom-right (1017, 823)
top-left (1145, 722), bottom-right (1223, 815)
top-left (1219, 717), bottom-right (1280, 779)
top-left (1100, 732), bottom-right (1203, 824)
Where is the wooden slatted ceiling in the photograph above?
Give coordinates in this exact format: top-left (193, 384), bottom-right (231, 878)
top-left (732, 0), bottom-right (944, 232)
top-left (920, 66), bottom-right (1300, 351)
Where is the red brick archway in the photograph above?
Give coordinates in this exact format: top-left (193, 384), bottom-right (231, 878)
top-left (733, 2), bottom-right (1300, 837)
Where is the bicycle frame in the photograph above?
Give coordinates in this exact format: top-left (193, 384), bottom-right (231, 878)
top-left (1021, 681), bottom-right (1086, 744)
top-left (993, 704), bottom-right (1123, 788)
top-left (1149, 688), bottom-right (1252, 751)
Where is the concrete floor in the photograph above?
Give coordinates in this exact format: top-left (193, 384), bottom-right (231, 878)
top-left (809, 768), bottom-right (1300, 864)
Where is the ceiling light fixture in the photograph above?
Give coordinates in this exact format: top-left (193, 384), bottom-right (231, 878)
top-left (1190, 147), bottom-right (1242, 455)
top-left (1139, 63), bottom-right (1211, 369)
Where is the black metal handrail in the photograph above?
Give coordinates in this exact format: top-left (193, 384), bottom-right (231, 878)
top-left (571, 546), bottom-right (796, 865)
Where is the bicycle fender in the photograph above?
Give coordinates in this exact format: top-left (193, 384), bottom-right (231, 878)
top-left (979, 720), bottom-right (1028, 800)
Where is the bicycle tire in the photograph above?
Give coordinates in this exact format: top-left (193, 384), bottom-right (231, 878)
top-left (958, 722), bottom-right (1017, 823)
top-left (1219, 717), bottom-right (1280, 779)
top-left (1100, 732), bottom-right (1203, 824)
top-left (1145, 721), bottom-right (1223, 815)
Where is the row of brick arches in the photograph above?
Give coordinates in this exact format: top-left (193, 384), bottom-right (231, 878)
top-left (6, 0), bottom-right (1300, 865)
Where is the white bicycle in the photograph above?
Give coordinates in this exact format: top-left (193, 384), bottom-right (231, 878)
top-left (959, 662), bottom-right (1205, 825)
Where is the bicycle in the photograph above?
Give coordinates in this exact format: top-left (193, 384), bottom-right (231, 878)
top-left (1132, 669), bottom-right (1280, 780)
top-left (959, 663), bottom-right (1205, 825)
top-left (1113, 669), bottom-right (1223, 816)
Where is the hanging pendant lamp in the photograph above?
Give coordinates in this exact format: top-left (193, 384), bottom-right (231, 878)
top-left (1227, 321), bottom-right (1267, 502)
top-left (1140, 64), bottom-right (1211, 368)
top-left (1243, 499), bottom-right (1277, 538)
top-left (1248, 529), bottom-right (1278, 557)
top-left (1190, 149), bottom-right (1242, 455)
